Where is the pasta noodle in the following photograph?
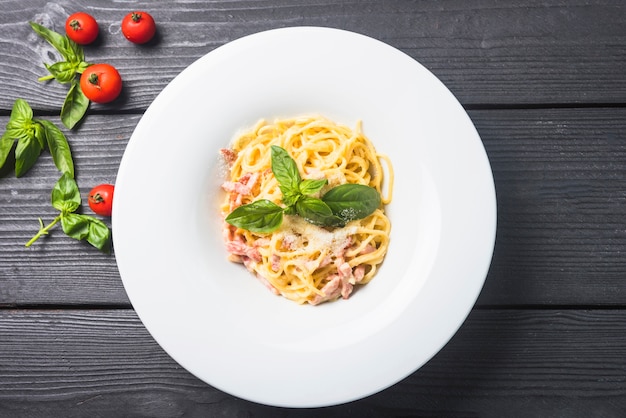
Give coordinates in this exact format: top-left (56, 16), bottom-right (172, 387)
top-left (219, 115), bottom-right (393, 305)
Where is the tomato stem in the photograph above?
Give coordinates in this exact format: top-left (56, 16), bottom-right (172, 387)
top-left (25, 215), bottom-right (61, 247)
top-left (131, 12), bottom-right (142, 22)
top-left (69, 19), bottom-right (81, 31)
top-left (88, 73), bottom-right (100, 86)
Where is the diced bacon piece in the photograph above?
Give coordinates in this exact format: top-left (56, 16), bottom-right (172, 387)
top-left (222, 222), bottom-right (235, 242)
top-left (341, 282), bottom-right (354, 300)
top-left (309, 275), bottom-right (342, 305)
top-left (229, 191), bottom-right (243, 210)
top-left (337, 261), bottom-right (352, 279)
top-left (225, 240), bottom-right (262, 262)
top-left (336, 261), bottom-right (355, 299)
top-left (359, 244), bottom-right (376, 255)
top-left (222, 181), bottom-right (251, 195)
top-left (220, 148), bottom-right (237, 165)
top-left (223, 171), bottom-right (261, 211)
top-left (271, 254), bottom-right (281, 272)
top-left (353, 265), bottom-right (366, 283)
top-left (241, 171), bottom-right (260, 187)
top-left (319, 254), bottom-right (333, 268)
top-left (221, 172), bottom-right (260, 195)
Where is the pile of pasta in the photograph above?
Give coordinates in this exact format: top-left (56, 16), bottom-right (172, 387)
top-left (220, 115), bottom-right (393, 305)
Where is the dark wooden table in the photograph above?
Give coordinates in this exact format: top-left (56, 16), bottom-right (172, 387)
top-left (1, 1), bottom-right (625, 416)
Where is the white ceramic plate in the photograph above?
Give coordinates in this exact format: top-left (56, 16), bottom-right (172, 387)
top-left (113, 27), bottom-right (496, 408)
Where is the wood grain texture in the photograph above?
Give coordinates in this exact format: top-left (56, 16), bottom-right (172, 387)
top-left (0, 309), bottom-right (625, 417)
top-left (0, 114), bottom-right (134, 306)
top-left (1, 108), bottom-right (625, 306)
top-left (1, 2), bottom-right (625, 415)
top-left (474, 108), bottom-right (626, 306)
top-left (0, 0), bottom-right (624, 112)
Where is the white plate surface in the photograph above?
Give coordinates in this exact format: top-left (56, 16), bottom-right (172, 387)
top-left (113, 26), bottom-right (496, 408)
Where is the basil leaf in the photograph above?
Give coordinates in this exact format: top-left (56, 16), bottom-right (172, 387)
top-left (14, 135), bottom-right (42, 177)
top-left (33, 122), bottom-right (45, 149)
top-left (39, 119), bottom-right (74, 177)
top-left (283, 205), bottom-right (297, 215)
top-left (299, 178), bottom-right (328, 196)
top-left (77, 61), bottom-right (90, 74)
top-left (225, 199), bottom-right (284, 233)
top-left (10, 98), bottom-right (33, 122)
top-left (6, 99), bottom-right (34, 140)
top-left (281, 189), bottom-right (301, 208)
top-left (295, 196), bottom-right (344, 227)
top-left (85, 216), bottom-right (112, 253)
top-left (322, 184), bottom-right (381, 222)
top-left (29, 22), bottom-right (79, 63)
top-left (0, 131), bottom-right (15, 170)
top-left (271, 145), bottom-right (301, 193)
top-left (61, 213), bottom-right (89, 240)
top-left (51, 173), bottom-right (81, 213)
top-left (61, 81), bottom-right (90, 129)
top-left (62, 213), bottom-right (111, 252)
top-left (65, 38), bottom-right (84, 65)
top-left (44, 61), bottom-right (77, 84)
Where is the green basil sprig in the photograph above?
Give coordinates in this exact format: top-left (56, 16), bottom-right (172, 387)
top-left (0, 99), bottom-right (74, 177)
top-left (25, 173), bottom-right (111, 253)
top-left (29, 21), bottom-right (90, 129)
top-left (225, 145), bottom-right (381, 233)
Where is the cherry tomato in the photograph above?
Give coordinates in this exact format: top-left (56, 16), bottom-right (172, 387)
top-left (65, 12), bottom-right (99, 45)
top-left (80, 64), bottom-right (122, 103)
top-left (121, 11), bottom-right (156, 44)
top-left (88, 184), bottom-right (115, 217)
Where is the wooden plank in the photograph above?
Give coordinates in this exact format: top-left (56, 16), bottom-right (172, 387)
top-left (473, 108), bottom-right (626, 306)
top-left (0, 309), bottom-right (625, 416)
top-left (1, 108), bottom-right (625, 306)
top-left (0, 115), bottom-right (135, 306)
top-left (0, 0), bottom-right (624, 111)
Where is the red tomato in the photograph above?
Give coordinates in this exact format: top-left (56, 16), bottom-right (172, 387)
top-left (121, 11), bottom-right (156, 44)
top-left (79, 64), bottom-right (122, 103)
top-left (65, 12), bottom-right (99, 45)
top-left (88, 184), bottom-right (114, 217)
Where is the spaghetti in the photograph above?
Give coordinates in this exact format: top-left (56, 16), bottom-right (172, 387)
top-left (220, 115), bottom-right (393, 305)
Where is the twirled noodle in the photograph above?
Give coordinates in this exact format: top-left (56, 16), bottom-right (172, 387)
top-left (220, 115), bottom-right (393, 305)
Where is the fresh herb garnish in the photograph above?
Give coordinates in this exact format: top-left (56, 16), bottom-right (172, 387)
top-left (0, 99), bottom-right (74, 177)
top-left (25, 173), bottom-right (111, 253)
top-left (29, 21), bottom-right (91, 129)
top-left (225, 145), bottom-right (381, 233)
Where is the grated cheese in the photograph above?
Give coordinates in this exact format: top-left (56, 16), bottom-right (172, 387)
top-left (279, 215), bottom-right (356, 255)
